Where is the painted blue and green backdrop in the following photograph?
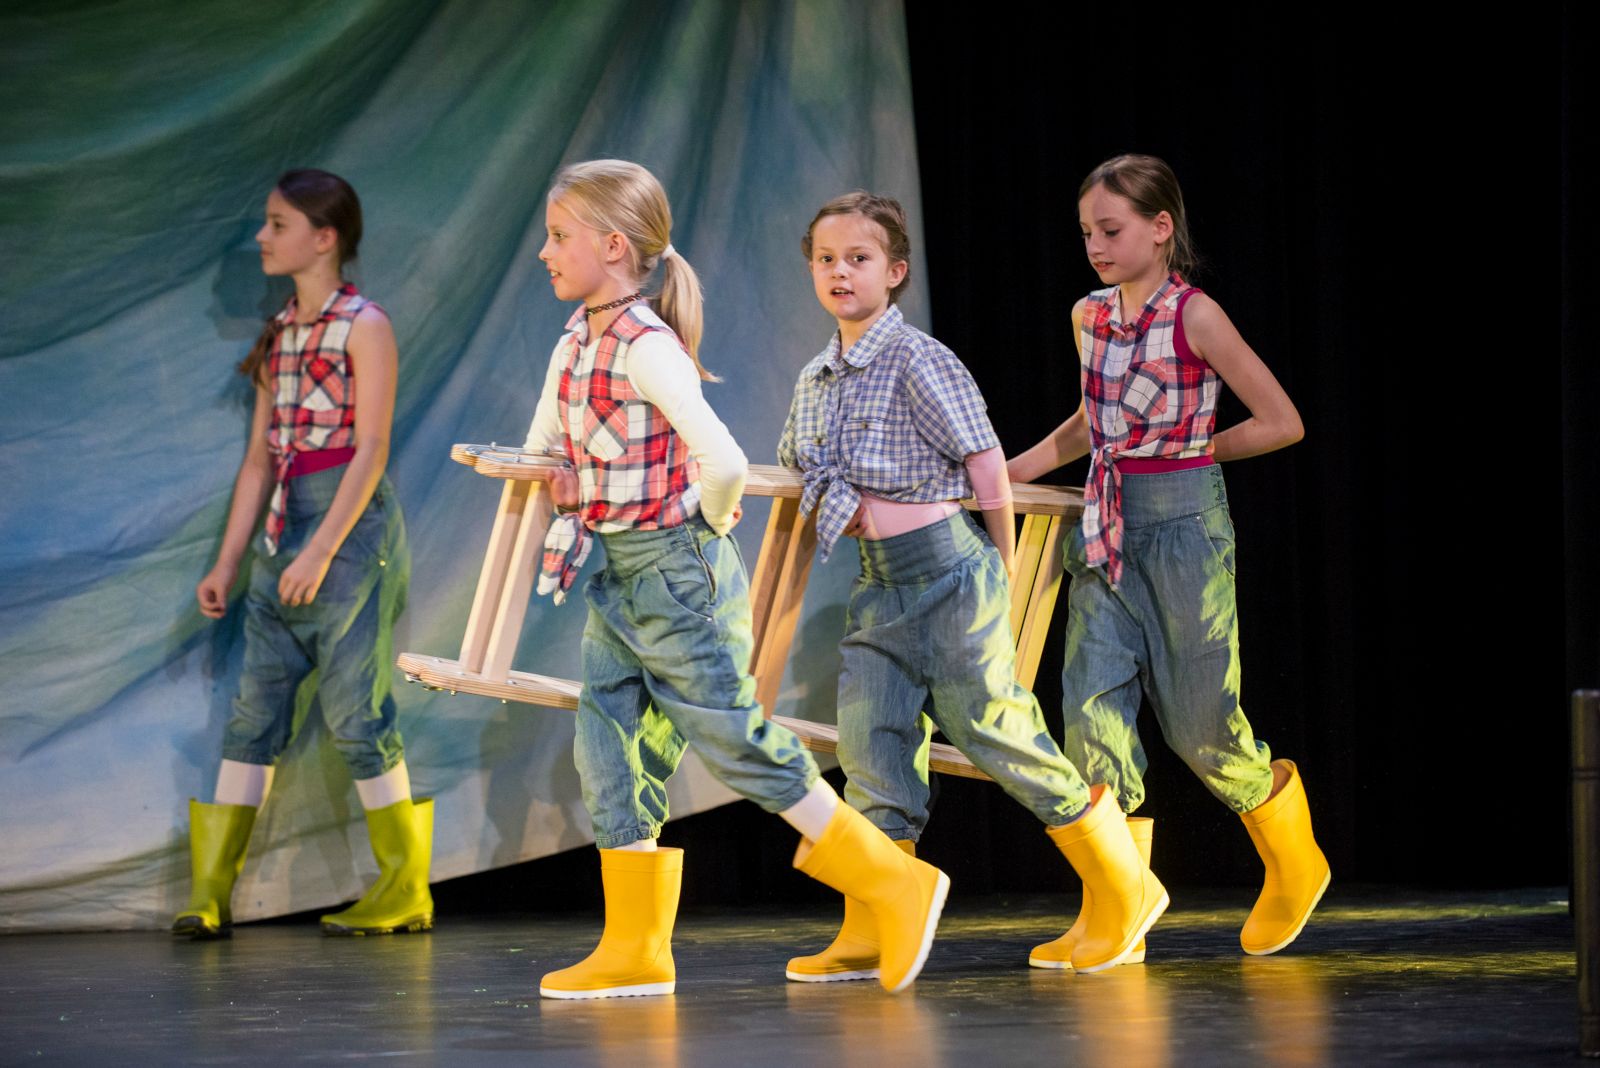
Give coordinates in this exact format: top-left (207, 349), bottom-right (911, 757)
top-left (0, 0), bottom-right (928, 929)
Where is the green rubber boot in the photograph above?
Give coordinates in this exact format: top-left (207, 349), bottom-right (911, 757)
top-left (171, 799), bottom-right (257, 939)
top-left (321, 798), bottom-right (435, 936)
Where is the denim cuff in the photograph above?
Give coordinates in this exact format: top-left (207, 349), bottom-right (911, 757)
top-left (595, 824), bottom-right (664, 850)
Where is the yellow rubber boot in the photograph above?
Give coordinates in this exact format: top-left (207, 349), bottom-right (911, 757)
top-left (787, 839), bottom-right (916, 982)
top-left (321, 798), bottom-right (435, 935)
top-left (171, 800), bottom-right (257, 938)
top-left (1047, 786), bottom-right (1168, 974)
top-left (540, 847), bottom-right (683, 999)
top-left (1240, 760), bottom-right (1330, 955)
top-left (793, 804), bottom-right (949, 993)
top-left (1030, 816), bottom-right (1153, 969)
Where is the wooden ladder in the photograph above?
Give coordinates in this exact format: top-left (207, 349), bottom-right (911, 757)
top-left (396, 445), bottom-right (1083, 781)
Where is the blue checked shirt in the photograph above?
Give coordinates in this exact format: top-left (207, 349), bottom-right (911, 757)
top-left (778, 304), bottom-right (1000, 559)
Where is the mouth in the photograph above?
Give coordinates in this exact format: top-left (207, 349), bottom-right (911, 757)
top-left (830, 287), bottom-right (853, 297)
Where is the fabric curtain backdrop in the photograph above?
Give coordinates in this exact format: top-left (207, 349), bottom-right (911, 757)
top-left (0, 0), bottom-right (926, 930)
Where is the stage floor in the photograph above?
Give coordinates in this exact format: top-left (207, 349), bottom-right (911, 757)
top-left (0, 886), bottom-right (1576, 1066)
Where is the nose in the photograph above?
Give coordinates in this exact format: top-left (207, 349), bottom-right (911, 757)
top-left (538, 239), bottom-right (554, 264)
top-left (255, 223), bottom-right (269, 246)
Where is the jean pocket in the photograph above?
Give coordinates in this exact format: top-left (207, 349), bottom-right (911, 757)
top-left (1197, 506), bottom-right (1236, 578)
top-left (337, 495), bottom-right (389, 564)
top-left (651, 547), bottom-right (715, 620)
top-left (1062, 521), bottom-right (1089, 578)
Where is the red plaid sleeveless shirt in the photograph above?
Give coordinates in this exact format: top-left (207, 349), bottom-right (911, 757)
top-left (557, 303), bottom-right (701, 533)
top-left (1080, 274), bottom-right (1217, 586)
top-left (262, 284), bottom-right (372, 555)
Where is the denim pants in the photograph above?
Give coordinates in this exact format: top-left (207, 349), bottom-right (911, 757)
top-left (221, 466), bottom-right (409, 780)
top-left (575, 514), bottom-right (820, 848)
top-left (1059, 464), bottom-right (1273, 815)
top-left (837, 511), bottom-right (1091, 841)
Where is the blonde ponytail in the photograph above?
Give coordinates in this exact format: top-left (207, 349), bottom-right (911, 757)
top-left (655, 248), bottom-right (712, 381)
top-left (550, 159), bottom-right (716, 381)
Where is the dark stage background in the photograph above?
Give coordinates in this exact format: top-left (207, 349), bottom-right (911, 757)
top-left (444, 5), bottom-right (1595, 917)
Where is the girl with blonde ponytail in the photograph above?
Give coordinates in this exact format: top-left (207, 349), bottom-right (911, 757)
top-left (523, 160), bottom-right (949, 1001)
top-left (545, 159), bottom-right (712, 379)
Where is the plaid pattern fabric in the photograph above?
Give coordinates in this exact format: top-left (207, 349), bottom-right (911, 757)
top-left (262, 284), bottom-right (372, 555)
top-left (537, 512), bottom-right (593, 605)
top-left (536, 303), bottom-right (702, 597)
top-left (1080, 273), bottom-right (1217, 586)
top-left (778, 304), bottom-right (999, 560)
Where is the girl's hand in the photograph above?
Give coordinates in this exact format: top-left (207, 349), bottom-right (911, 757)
top-left (842, 500), bottom-right (877, 540)
top-left (278, 545), bottom-right (334, 607)
top-left (543, 466), bottom-right (580, 510)
top-left (196, 562), bottom-right (239, 619)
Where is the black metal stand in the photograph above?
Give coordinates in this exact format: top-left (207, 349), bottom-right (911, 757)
top-left (1575, 689), bottom-right (1600, 1057)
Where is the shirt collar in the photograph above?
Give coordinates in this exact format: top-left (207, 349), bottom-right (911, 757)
top-left (812, 303), bottom-right (905, 380)
top-left (276, 283), bottom-right (356, 327)
top-left (565, 300), bottom-right (651, 348)
top-left (1107, 272), bottom-right (1183, 339)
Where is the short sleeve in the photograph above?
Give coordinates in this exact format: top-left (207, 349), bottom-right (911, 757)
top-left (905, 342), bottom-right (1000, 461)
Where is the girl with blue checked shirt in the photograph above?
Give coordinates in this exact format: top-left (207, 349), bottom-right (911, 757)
top-left (521, 161), bottom-right (948, 999)
top-left (1009, 154), bottom-right (1330, 961)
top-left (780, 192), bottom-right (1166, 980)
top-left (175, 170), bottom-right (429, 942)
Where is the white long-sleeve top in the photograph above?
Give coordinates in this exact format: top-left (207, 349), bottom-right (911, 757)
top-left (523, 331), bottom-right (747, 534)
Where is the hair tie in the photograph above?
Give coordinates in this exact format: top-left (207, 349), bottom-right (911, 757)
top-left (661, 243), bottom-right (676, 262)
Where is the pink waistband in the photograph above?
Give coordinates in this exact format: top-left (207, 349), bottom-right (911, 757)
top-left (858, 495), bottom-right (961, 540)
top-left (287, 446), bottom-right (356, 479)
top-left (1117, 455), bottom-right (1214, 474)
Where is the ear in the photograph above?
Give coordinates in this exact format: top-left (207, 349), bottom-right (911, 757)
top-left (1151, 210), bottom-right (1174, 247)
top-left (601, 229), bottom-right (630, 266)
top-left (887, 259), bottom-right (909, 289)
top-left (313, 225), bottom-right (339, 257)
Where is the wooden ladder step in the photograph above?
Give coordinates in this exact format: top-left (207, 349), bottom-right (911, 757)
top-left (397, 652), bottom-right (580, 709)
top-left (771, 716), bottom-right (994, 782)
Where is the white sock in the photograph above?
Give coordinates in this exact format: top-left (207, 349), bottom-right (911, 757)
top-left (354, 761), bottom-right (412, 810)
top-left (779, 780), bottom-right (840, 842)
top-left (612, 838), bottom-right (659, 852)
top-left (215, 759), bottom-right (273, 808)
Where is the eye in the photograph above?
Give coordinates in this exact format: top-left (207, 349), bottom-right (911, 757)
top-left (1104, 229), bottom-right (1120, 238)
top-left (852, 253), bottom-right (869, 263)
top-left (818, 254), bottom-right (833, 264)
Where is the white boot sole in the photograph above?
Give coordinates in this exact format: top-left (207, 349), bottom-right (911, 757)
top-left (785, 966), bottom-right (880, 982)
top-left (539, 980), bottom-right (676, 999)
